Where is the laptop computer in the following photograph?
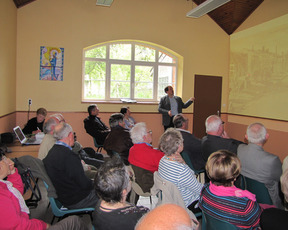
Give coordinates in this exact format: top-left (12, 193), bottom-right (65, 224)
top-left (13, 126), bottom-right (43, 145)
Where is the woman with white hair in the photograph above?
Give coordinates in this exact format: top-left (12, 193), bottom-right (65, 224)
top-left (158, 128), bottom-right (203, 213)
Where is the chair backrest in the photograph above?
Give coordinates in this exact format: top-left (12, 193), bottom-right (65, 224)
top-left (93, 138), bottom-right (103, 152)
top-left (202, 211), bottom-right (238, 230)
top-left (181, 151), bottom-right (205, 175)
top-left (127, 165), bottom-right (152, 197)
top-left (43, 181), bottom-right (66, 216)
top-left (244, 176), bottom-right (273, 205)
top-left (181, 151), bottom-right (195, 170)
top-left (151, 171), bottom-right (197, 220)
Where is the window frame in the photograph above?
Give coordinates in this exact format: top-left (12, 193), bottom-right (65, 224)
top-left (82, 40), bottom-right (178, 103)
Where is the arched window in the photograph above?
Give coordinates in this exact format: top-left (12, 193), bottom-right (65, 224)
top-left (82, 41), bottom-right (178, 102)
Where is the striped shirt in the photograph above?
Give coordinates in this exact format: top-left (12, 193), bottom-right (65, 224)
top-left (199, 184), bottom-right (262, 229)
top-left (158, 157), bottom-right (203, 207)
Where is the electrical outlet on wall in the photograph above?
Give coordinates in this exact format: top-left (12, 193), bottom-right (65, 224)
top-left (28, 99), bottom-right (32, 105)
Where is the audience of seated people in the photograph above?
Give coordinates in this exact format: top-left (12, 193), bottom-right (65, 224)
top-left (0, 149), bottom-right (87, 230)
top-left (173, 114), bottom-right (205, 171)
top-left (43, 122), bottom-right (98, 209)
top-left (260, 168), bottom-right (288, 229)
top-left (93, 157), bottom-right (149, 230)
top-left (128, 122), bottom-right (164, 192)
top-left (199, 150), bottom-right (262, 229)
top-left (103, 113), bottom-right (133, 165)
top-left (83, 104), bottom-right (110, 145)
top-left (14, 105), bottom-right (287, 229)
top-left (201, 115), bottom-right (244, 162)
top-left (136, 204), bottom-right (199, 230)
top-left (23, 107), bottom-right (47, 135)
top-left (237, 122), bottom-right (283, 208)
top-left (120, 106), bottom-right (136, 130)
top-left (158, 128), bottom-right (203, 213)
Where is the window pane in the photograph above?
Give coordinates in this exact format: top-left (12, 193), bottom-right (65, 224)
top-left (85, 46), bottom-right (106, 58)
top-left (158, 65), bottom-right (176, 99)
top-left (135, 82), bottom-right (153, 99)
top-left (110, 64), bottom-right (131, 98)
top-left (135, 45), bottom-right (155, 62)
top-left (84, 61), bottom-right (106, 99)
top-left (135, 66), bottom-right (153, 82)
top-left (110, 44), bottom-right (131, 60)
top-left (159, 51), bottom-right (175, 63)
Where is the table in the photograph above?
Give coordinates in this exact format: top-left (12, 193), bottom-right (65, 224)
top-left (6, 141), bottom-right (40, 159)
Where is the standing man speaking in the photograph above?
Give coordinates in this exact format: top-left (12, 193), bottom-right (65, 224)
top-left (158, 86), bottom-right (195, 130)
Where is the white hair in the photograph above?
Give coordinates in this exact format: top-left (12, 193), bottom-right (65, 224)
top-left (130, 122), bottom-right (147, 144)
top-left (205, 115), bottom-right (222, 133)
top-left (43, 118), bottom-right (58, 134)
top-left (246, 123), bottom-right (267, 144)
top-left (53, 123), bottom-right (73, 141)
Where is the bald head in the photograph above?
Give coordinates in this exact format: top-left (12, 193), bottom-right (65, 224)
top-left (136, 204), bottom-right (195, 230)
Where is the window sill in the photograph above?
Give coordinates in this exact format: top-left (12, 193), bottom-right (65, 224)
top-left (81, 100), bottom-right (159, 105)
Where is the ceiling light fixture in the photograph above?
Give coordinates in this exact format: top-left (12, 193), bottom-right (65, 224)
top-left (96, 0), bottom-right (114, 7)
top-left (186, 0), bottom-right (231, 18)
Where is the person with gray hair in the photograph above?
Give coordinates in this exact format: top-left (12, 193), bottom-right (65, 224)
top-left (173, 114), bottom-right (205, 171)
top-left (93, 157), bottom-right (149, 230)
top-left (158, 128), bottom-right (203, 213)
top-left (104, 113), bottom-right (133, 165)
top-left (201, 115), bottom-right (243, 162)
top-left (38, 114), bottom-right (61, 160)
top-left (128, 123), bottom-right (164, 192)
top-left (43, 122), bottom-right (99, 209)
top-left (237, 122), bottom-right (282, 208)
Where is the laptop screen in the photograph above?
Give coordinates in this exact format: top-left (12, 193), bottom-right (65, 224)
top-left (13, 126), bottom-right (26, 143)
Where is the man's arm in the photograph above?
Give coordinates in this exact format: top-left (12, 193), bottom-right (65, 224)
top-left (182, 98), bottom-right (194, 109)
top-left (269, 155), bottom-right (282, 181)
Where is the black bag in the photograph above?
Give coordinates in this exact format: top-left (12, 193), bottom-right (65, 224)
top-left (0, 132), bottom-right (14, 144)
top-left (12, 158), bottom-right (42, 208)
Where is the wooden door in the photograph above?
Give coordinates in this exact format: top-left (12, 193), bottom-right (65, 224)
top-left (193, 75), bottom-right (222, 138)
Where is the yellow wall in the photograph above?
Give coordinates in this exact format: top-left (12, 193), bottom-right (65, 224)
top-left (0, 1), bottom-right (17, 117)
top-left (15, 0), bottom-right (229, 114)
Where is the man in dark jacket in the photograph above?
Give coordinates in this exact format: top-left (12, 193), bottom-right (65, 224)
top-left (173, 114), bottom-right (205, 171)
top-left (104, 113), bottom-right (133, 165)
top-left (201, 115), bottom-right (243, 162)
top-left (83, 104), bottom-right (110, 145)
top-left (158, 86), bottom-right (194, 130)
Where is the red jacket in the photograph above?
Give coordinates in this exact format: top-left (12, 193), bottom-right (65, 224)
top-left (128, 143), bottom-right (164, 172)
top-left (0, 169), bottom-right (46, 230)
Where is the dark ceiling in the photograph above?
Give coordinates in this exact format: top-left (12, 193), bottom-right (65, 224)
top-left (13, 0), bottom-right (264, 35)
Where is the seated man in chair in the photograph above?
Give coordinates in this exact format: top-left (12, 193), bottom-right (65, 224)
top-left (43, 122), bottom-right (98, 209)
top-left (84, 104), bottom-right (110, 145)
top-left (104, 113), bottom-right (133, 165)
